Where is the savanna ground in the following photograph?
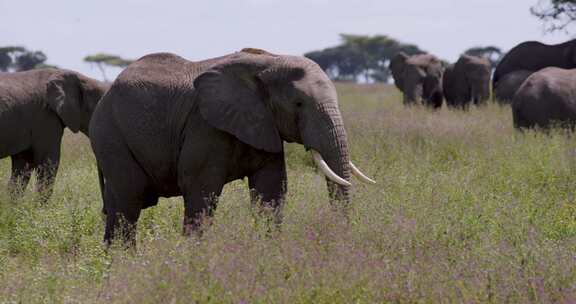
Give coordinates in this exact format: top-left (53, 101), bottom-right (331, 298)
top-left (1, 83), bottom-right (576, 303)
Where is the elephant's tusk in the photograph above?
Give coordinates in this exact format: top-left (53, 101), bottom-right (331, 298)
top-left (311, 150), bottom-right (351, 187)
top-left (349, 162), bottom-right (376, 184)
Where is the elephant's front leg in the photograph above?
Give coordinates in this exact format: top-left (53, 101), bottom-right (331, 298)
top-left (248, 152), bottom-right (287, 226)
top-left (180, 173), bottom-right (226, 236)
top-left (8, 150), bottom-right (34, 201)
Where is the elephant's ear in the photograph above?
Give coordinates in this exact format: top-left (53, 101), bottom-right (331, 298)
top-left (390, 52), bottom-right (408, 90)
top-left (46, 72), bottom-right (83, 133)
top-left (193, 69), bottom-right (283, 153)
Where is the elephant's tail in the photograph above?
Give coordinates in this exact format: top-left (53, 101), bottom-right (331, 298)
top-left (97, 165), bottom-right (106, 215)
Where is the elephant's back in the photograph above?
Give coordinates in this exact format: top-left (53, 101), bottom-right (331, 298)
top-left (457, 55), bottom-right (491, 71)
top-left (494, 41), bottom-right (572, 84)
top-left (0, 69), bottom-right (54, 97)
top-left (0, 70), bottom-right (59, 158)
top-left (93, 51), bottom-right (243, 194)
top-left (93, 54), bottom-right (202, 195)
top-left (513, 67), bottom-right (576, 127)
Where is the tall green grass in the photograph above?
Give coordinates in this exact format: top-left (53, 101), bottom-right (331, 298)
top-left (1, 83), bottom-right (576, 303)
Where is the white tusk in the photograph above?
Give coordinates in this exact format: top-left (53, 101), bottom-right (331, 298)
top-left (311, 150), bottom-right (351, 187)
top-left (350, 162), bottom-right (376, 184)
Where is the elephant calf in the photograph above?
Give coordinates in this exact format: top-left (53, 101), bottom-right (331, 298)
top-left (90, 48), bottom-right (375, 245)
top-left (0, 69), bottom-right (108, 201)
top-left (390, 52), bottom-right (444, 108)
top-left (513, 67), bottom-right (576, 130)
top-left (443, 55), bottom-right (491, 109)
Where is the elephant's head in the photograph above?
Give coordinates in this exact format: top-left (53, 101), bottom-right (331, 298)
top-left (390, 52), bottom-right (409, 91)
top-left (390, 53), bottom-right (444, 108)
top-left (193, 48), bottom-right (374, 204)
top-left (46, 70), bottom-right (109, 135)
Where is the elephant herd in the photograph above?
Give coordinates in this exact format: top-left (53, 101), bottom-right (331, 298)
top-left (2, 40), bottom-right (576, 246)
top-left (392, 38), bottom-right (576, 130)
top-left (0, 48), bottom-right (375, 245)
top-left (391, 52), bottom-right (491, 109)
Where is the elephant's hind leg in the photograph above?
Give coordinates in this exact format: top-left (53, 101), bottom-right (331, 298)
top-left (8, 150), bottom-right (34, 201)
top-left (100, 158), bottom-right (149, 247)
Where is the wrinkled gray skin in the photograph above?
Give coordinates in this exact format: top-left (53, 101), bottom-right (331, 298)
top-left (390, 52), bottom-right (444, 109)
top-left (443, 55), bottom-right (491, 109)
top-left (493, 39), bottom-right (576, 91)
top-left (90, 49), bottom-right (353, 245)
top-left (0, 69), bottom-right (107, 202)
top-left (493, 70), bottom-right (532, 104)
top-left (513, 67), bottom-right (576, 130)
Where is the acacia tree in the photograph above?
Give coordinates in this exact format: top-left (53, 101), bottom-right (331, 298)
top-left (84, 53), bottom-right (133, 81)
top-left (531, 0), bottom-right (576, 32)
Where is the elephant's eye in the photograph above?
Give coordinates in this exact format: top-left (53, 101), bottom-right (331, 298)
top-left (296, 101), bottom-right (303, 107)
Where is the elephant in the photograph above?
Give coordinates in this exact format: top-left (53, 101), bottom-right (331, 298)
top-left (0, 68), bottom-right (108, 201)
top-left (89, 48), bottom-right (375, 245)
top-left (442, 55), bottom-right (491, 109)
top-left (493, 39), bottom-right (576, 90)
top-left (390, 52), bottom-right (444, 108)
top-left (512, 67), bottom-right (576, 130)
top-left (493, 70), bottom-right (533, 104)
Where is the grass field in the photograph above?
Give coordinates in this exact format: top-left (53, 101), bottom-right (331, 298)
top-left (1, 83), bottom-right (576, 303)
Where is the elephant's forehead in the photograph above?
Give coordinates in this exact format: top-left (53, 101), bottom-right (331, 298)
top-left (407, 55), bottom-right (438, 66)
top-left (294, 76), bottom-right (337, 101)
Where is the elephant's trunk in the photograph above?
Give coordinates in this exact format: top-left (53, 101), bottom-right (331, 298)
top-left (322, 125), bottom-right (351, 206)
top-left (305, 101), bottom-right (352, 206)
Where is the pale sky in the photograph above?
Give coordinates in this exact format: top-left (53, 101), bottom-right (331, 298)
top-left (1, 0), bottom-right (572, 80)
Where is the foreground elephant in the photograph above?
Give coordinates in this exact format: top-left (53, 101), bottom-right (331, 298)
top-left (390, 52), bottom-right (444, 108)
top-left (0, 69), bottom-right (107, 201)
top-left (513, 67), bottom-right (576, 129)
top-left (493, 70), bottom-right (532, 104)
top-left (90, 49), bottom-right (375, 244)
top-left (493, 39), bottom-right (576, 90)
top-left (443, 55), bottom-right (491, 109)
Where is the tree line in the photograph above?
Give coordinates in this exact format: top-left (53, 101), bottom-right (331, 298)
top-left (0, 46), bottom-right (133, 81)
top-left (0, 40), bottom-right (503, 84)
top-left (304, 34), bottom-right (503, 83)
top-left (0, 46), bottom-right (53, 72)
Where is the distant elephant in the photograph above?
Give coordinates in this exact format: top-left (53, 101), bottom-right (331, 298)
top-left (89, 48), bottom-right (375, 245)
top-left (493, 39), bottom-right (576, 90)
top-left (0, 69), bottom-right (108, 201)
top-left (390, 52), bottom-right (444, 108)
top-left (493, 70), bottom-right (533, 103)
top-left (442, 55), bottom-right (491, 109)
top-left (512, 67), bottom-right (576, 130)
